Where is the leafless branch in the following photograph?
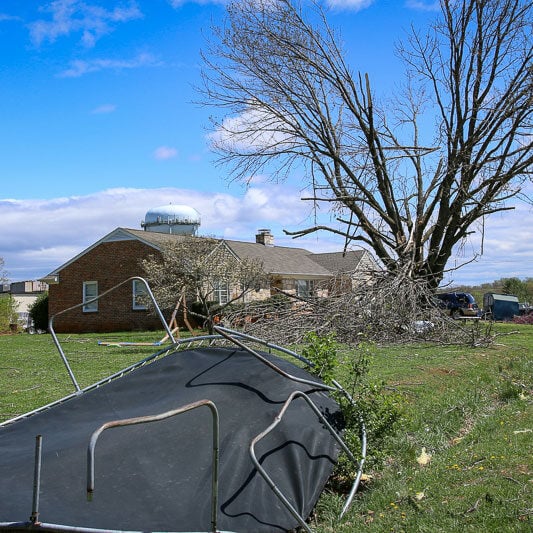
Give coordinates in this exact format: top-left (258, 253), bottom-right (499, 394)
top-left (200, 0), bottom-right (532, 288)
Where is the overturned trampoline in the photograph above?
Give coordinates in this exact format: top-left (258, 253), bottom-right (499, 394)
top-left (0, 278), bottom-right (366, 533)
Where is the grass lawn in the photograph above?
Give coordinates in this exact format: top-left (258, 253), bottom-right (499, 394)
top-left (1, 324), bottom-right (531, 532)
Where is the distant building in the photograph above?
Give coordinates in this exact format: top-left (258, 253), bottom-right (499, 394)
top-left (1, 280), bottom-right (48, 329)
top-left (42, 204), bottom-right (377, 333)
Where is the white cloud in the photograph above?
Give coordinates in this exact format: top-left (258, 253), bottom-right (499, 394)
top-left (153, 146), bottom-right (178, 160)
top-left (208, 107), bottom-right (296, 154)
top-left (0, 13), bottom-right (21, 22)
top-left (0, 186), bottom-right (318, 281)
top-left (405, 1), bottom-right (440, 11)
top-left (58, 52), bottom-right (158, 77)
top-left (29, 0), bottom-right (143, 48)
top-left (325, 0), bottom-right (374, 11)
top-left (2, 187), bottom-right (530, 286)
top-left (443, 200), bottom-right (533, 286)
top-left (167, 0), bottom-right (226, 7)
top-left (91, 103), bottom-right (116, 114)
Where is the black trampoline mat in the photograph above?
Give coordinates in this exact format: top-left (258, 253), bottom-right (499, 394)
top-left (0, 346), bottom-right (342, 532)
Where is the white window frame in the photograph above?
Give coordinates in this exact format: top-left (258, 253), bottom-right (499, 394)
top-left (295, 279), bottom-right (314, 298)
top-left (132, 279), bottom-right (148, 310)
top-left (213, 280), bottom-right (229, 305)
top-left (82, 281), bottom-right (98, 313)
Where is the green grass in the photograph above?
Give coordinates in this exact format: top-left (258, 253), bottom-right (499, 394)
top-left (1, 324), bottom-right (531, 531)
top-left (316, 323), bottom-right (532, 532)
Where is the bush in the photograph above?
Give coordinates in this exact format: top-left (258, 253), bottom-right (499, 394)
top-left (301, 333), bottom-right (405, 489)
top-left (512, 313), bottom-right (533, 325)
top-left (28, 292), bottom-right (49, 331)
top-left (189, 300), bottom-right (220, 319)
top-left (0, 295), bottom-right (18, 333)
top-left (302, 331), bottom-right (339, 383)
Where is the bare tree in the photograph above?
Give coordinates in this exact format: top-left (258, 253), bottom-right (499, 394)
top-left (0, 258), bottom-right (7, 283)
top-left (200, 0), bottom-right (532, 289)
top-left (141, 236), bottom-right (267, 333)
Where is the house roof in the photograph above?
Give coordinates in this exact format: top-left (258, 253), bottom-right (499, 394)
top-left (43, 227), bottom-right (370, 281)
top-left (224, 240), bottom-right (332, 277)
top-left (308, 250), bottom-right (369, 274)
top-left (123, 229), bottom-right (334, 277)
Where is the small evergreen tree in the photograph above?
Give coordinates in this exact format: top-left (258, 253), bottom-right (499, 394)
top-left (29, 292), bottom-right (49, 332)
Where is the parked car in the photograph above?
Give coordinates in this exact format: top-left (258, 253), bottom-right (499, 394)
top-left (436, 292), bottom-right (480, 318)
top-left (519, 302), bottom-right (533, 316)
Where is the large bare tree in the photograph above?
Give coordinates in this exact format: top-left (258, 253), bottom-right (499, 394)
top-left (201, 0), bottom-right (532, 289)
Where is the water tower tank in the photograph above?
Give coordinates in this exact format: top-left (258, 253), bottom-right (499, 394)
top-left (141, 204), bottom-right (201, 235)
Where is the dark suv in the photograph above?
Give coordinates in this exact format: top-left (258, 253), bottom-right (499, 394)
top-left (436, 292), bottom-right (480, 317)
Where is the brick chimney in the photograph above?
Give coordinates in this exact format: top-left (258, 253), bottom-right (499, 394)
top-left (256, 228), bottom-right (274, 246)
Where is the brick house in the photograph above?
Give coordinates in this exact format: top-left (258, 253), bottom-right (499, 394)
top-left (42, 208), bottom-right (376, 333)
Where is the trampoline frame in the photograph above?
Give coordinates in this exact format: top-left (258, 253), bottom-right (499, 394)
top-left (0, 277), bottom-right (367, 533)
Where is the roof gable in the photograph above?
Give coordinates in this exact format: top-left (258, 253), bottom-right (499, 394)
top-left (43, 228), bottom-right (160, 279)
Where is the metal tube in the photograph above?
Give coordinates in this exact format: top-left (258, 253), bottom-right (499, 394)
top-left (214, 326), bottom-right (337, 392)
top-left (86, 400), bottom-right (219, 533)
top-left (249, 390), bottom-right (358, 533)
top-left (0, 521), bottom-right (238, 533)
top-left (214, 327), bottom-right (368, 519)
top-left (333, 378), bottom-right (368, 519)
top-left (213, 327), bottom-right (313, 366)
top-left (30, 435), bottom-right (43, 524)
top-left (48, 277), bottom-right (175, 392)
top-left (49, 316), bottom-right (81, 391)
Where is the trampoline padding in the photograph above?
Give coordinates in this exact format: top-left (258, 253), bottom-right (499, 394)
top-left (0, 346), bottom-right (343, 532)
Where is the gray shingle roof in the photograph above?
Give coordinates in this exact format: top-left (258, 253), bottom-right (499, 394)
top-left (224, 240), bottom-right (332, 277)
top-left (309, 250), bottom-right (367, 274)
top-left (45, 227), bottom-right (370, 279)
top-left (121, 228), bottom-right (187, 247)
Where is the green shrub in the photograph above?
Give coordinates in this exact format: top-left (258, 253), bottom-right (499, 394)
top-left (301, 333), bottom-right (405, 489)
top-left (497, 379), bottom-right (522, 402)
top-left (225, 293), bottom-right (292, 316)
top-left (28, 292), bottom-right (49, 331)
top-left (189, 300), bottom-right (220, 319)
top-left (302, 331), bottom-right (339, 383)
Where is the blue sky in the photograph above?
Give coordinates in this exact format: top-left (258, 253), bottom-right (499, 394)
top-left (1, 0), bottom-right (531, 285)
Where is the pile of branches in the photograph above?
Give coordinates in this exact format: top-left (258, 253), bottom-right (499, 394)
top-left (221, 272), bottom-right (492, 347)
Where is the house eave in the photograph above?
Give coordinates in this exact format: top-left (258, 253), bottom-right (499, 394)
top-left (40, 274), bottom-right (59, 285)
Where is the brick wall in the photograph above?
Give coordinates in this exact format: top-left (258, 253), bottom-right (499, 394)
top-left (49, 240), bottom-right (166, 333)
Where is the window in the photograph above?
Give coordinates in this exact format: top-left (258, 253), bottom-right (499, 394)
top-left (132, 279), bottom-right (148, 310)
top-left (213, 280), bottom-right (229, 304)
top-left (82, 281), bottom-right (98, 312)
top-left (295, 279), bottom-right (314, 298)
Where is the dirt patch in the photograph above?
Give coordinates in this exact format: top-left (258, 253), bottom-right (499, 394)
top-left (449, 415), bottom-right (475, 446)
